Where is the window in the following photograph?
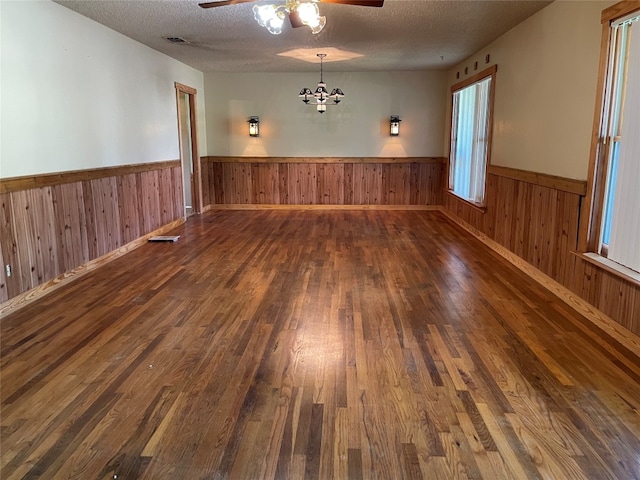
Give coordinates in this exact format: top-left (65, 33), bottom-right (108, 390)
top-left (448, 65), bottom-right (497, 205)
top-left (585, 3), bottom-right (640, 274)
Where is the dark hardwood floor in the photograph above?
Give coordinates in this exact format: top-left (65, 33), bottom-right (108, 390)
top-left (2, 210), bottom-right (640, 479)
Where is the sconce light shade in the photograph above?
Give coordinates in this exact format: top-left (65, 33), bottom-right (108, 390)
top-left (248, 116), bottom-right (260, 137)
top-left (390, 115), bottom-right (401, 136)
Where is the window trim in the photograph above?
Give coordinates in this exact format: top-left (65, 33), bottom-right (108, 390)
top-left (579, 1), bottom-right (640, 256)
top-left (447, 65), bottom-right (497, 208)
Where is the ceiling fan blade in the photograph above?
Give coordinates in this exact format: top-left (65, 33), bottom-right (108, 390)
top-left (319, 0), bottom-right (384, 6)
top-left (199, 0), bottom-right (256, 9)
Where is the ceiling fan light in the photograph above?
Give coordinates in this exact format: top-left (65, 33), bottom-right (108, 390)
top-left (296, 2), bottom-right (319, 25)
top-left (308, 16), bottom-right (326, 34)
top-left (253, 4), bottom-right (276, 27)
top-left (266, 14), bottom-right (285, 34)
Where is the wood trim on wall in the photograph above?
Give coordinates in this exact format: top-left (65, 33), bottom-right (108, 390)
top-left (450, 64), bottom-right (498, 93)
top-left (581, 1), bottom-right (640, 254)
top-left (0, 160), bottom-right (180, 194)
top-left (601, 1), bottom-right (640, 23)
top-left (175, 82), bottom-right (202, 214)
top-left (488, 165), bottom-right (587, 196)
top-left (202, 156), bottom-right (447, 164)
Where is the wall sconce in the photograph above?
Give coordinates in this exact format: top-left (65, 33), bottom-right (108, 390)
top-left (390, 115), bottom-right (401, 136)
top-left (248, 116), bottom-right (260, 137)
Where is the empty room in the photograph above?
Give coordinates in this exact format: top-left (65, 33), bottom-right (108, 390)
top-left (1, 0), bottom-right (639, 478)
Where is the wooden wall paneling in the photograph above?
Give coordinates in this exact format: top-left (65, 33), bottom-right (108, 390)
top-left (82, 180), bottom-right (99, 261)
top-left (34, 187), bottom-right (60, 285)
top-left (50, 185), bottom-right (67, 276)
top-left (430, 164), bottom-right (445, 205)
top-left (0, 193), bottom-right (20, 299)
top-left (445, 193), bottom-right (484, 231)
top-left (0, 240), bottom-right (6, 303)
top-left (353, 164), bottom-right (382, 205)
top-left (483, 173), bottom-right (497, 240)
top-left (552, 192), bottom-right (580, 285)
top-left (157, 167), bottom-right (172, 226)
top-left (200, 159), bottom-right (211, 207)
top-left (343, 163), bottom-right (354, 205)
top-left (632, 284), bottom-right (640, 334)
top-left (223, 163), bottom-right (251, 204)
top-left (351, 164), bottom-right (365, 205)
top-left (381, 164), bottom-right (410, 205)
top-left (490, 175), bottom-right (514, 249)
top-left (317, 164), bottom-right (344, 205)
top-left (409, 163), bottom-right (442, 205)
top-left (597, 273), bottom-right (626, 329)
top-left (513, 182), bottom-right (533, 261)
top-left (528, 185), bottom-right (556, 276)
top-left (211, 163), bottom-right (224, 205)
top-left (149, 170), bottom-right (162, 232)
top-left (289, 164), bottom-right (317, 205)
top-left (368, 164), bottom-right (383, 205)
top-left (409, 163), bottom-right (421, 205)
top-left (117, 173), bottom-right (141, 245)
top-left (172, 166), bottom-right (185, 218)
top-left (90, 177), bottom-right (121, 257)
top-left (251, 163), bottom-right (280, 204)
top-left (200, 158), bottom-right (446, 207)
top-left (11, 190), bottom-right (41, 291)
top-left (278, 164), bottom-right (290, 205)
top-left (52, 182), bottom-right (89, 273)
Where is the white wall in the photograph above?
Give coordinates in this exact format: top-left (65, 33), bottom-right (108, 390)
top-left (447, 0), bottom-right (613, 180)
top-left (204, 71), bottom-right (447, 158)
top-left (0, 0), bottom-right (207, 178)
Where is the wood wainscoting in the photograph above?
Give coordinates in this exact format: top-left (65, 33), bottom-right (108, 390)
top-left (201, 157), bottom-right (445, 207)
top-left (444, 165), bottom-right (640, 335)
top-left (0, 161), bottom-right (184, 306)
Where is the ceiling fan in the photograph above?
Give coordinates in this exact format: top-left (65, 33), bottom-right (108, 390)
top-left (199, 0), bottom-right (385, 35)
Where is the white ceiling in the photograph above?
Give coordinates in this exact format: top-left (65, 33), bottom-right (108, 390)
top-left (54, 0), bottom-right (553, 73)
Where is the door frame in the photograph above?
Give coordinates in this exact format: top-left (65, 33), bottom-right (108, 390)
top-left (174, 82), bottom-right (202, 215)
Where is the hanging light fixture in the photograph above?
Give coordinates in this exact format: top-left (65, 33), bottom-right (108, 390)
top-left (253, 0), bottom-right (325, 35)
top-left (299, 53), bottom-right (344, 114)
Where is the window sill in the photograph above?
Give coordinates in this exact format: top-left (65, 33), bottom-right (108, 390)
top-left (572, 251), bottom-right (640, 288)
top-left (446, 190), bottom-right (487, 213)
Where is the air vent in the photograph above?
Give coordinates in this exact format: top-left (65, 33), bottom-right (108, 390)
top-left (163, 36), bottom-right (188, 44)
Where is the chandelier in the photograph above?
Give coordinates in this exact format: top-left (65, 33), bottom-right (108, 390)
top-left (254, 0), bottom-right (326, 35)
top-left (299, 54), bottom-right (344, 114)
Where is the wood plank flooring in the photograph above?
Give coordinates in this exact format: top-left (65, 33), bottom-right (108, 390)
top-left (2, 210), bottom-right (640, 479)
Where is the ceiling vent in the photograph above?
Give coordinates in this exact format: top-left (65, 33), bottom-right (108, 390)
top-left (163, 36), bottom-right (189, 44)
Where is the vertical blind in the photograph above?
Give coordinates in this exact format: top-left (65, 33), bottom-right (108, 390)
top-left (606, 18), bottom-right (640, 273)
top-left (450, 77), bottom-right (491, 204)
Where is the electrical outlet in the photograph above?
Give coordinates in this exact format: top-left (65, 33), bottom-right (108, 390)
top-left (5, 264), bottom-right (11, 277)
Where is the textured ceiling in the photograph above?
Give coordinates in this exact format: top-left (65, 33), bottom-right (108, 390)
top-left (54, 0), bottom-right (553, 73)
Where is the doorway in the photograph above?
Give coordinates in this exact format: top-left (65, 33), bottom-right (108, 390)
top-left (175, 83), bottom-right (201, 217)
